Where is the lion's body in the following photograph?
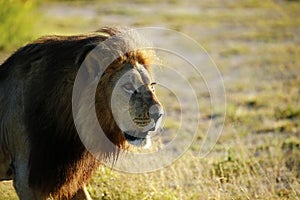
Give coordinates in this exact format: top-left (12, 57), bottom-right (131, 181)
top-left (0, 31), bottom-right (110, 199)
top-left (0, 27), bottom-right (162, 200)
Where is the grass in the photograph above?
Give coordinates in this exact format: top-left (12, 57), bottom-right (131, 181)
top-left (0, 181), bottom-right (18, 200)
top-left (0, 0), bottom-right (38, 51)
top-left (0, 0), bottom-right (300, 199)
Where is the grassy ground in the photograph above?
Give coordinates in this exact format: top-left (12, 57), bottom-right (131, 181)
top-left (1, 0), bottom-right (300, 199)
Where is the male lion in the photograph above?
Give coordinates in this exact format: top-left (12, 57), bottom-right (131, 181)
top-left (0, 27), bottom-right (163, 200)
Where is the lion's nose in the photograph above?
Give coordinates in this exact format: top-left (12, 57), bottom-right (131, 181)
top-left (150, 113), bottom-right (163, 123)
top-left (148, 104), bottom-right (164, 131)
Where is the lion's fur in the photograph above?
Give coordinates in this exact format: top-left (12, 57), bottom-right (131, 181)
top-left (0, 27), bottom-right (156, 199)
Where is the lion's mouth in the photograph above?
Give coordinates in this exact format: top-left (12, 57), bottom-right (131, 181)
top-left (124, 131), bottom-right (150, 148)
top-left (124, 131), bottom-right (147, 141)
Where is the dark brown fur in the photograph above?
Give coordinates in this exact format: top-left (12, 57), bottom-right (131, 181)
top-left (0, 27), bottom-right (155, 199)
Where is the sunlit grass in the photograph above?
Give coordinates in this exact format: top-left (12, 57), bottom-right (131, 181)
top-left (0, 181), bottom-right (17, 200)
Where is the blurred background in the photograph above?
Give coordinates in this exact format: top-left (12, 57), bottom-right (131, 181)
top-left (0, 0), bottom-right (299, 199)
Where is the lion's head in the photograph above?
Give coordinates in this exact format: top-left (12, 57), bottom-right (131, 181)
top-left (76, 27), bottom-right (164, 150)
top-left (104, 61), bottom-right (163, 147)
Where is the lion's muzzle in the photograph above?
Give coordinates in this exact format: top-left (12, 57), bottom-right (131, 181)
top-left (124, 103), bottom-right (163, 147)
top-left (131, 103), bottom-right (163, 133)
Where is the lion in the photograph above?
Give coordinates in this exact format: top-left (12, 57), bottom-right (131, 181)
top-left (0, 27), bottom-right (163, 200)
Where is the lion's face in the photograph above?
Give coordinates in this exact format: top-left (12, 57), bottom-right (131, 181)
top-left (108, 62), bottom-right (163, 147)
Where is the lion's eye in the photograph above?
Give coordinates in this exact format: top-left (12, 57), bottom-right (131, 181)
top-left (122, 83), bottom-right (135, 94)
top-left (150, 82), bottom-right (156, 92)
top-left (150, 85), bottom-right (155, 92)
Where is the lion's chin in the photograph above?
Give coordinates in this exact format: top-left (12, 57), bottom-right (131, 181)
top-left (124, 132), bottom-right (151, 149)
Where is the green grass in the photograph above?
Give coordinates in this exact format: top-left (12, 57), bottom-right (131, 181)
top-left (0, 0), bottom-right (300, 199)
top-left (0, 0), bottom-right (38, 51)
